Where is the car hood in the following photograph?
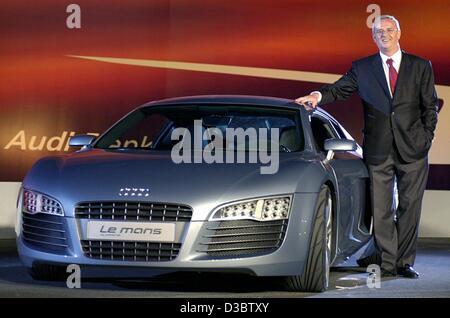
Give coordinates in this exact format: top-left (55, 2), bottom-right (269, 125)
top-left (24, 149), bottom-right (325, 220)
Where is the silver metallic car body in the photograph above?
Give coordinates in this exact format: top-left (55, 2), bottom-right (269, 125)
top-left (17, 95), bottom-right (371, 277)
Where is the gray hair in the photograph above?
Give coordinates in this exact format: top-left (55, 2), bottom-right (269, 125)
top-left (372, 15), bottom-right (401, 34)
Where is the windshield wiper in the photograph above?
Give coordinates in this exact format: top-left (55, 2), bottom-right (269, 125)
top-left (280, 145), bottom-right (292, 153)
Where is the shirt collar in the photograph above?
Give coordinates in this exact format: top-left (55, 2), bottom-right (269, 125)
top-left (379, 47), bottom-right (402, 66)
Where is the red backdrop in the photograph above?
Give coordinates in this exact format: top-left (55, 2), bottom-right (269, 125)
top-left (0, 0), bottom-right (449, 187)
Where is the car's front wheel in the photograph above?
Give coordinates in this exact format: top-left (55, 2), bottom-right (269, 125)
top-left (283, 184), bottom-right (333, 292)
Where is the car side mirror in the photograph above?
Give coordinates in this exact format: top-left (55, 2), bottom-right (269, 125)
top-left (69, 135), bottom-right (96, 148)
top-left (324, 138), bottom-right (357, 161)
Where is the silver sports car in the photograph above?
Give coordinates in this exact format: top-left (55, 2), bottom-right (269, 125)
top-left (16, 95), bottom-right (372, 292)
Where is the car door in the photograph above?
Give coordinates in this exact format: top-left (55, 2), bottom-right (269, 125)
top-left (310, 113), bottom-right (371, 259)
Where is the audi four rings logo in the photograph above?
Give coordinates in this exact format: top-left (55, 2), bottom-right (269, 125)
top-left (118, 188), bottom-right (150, 197)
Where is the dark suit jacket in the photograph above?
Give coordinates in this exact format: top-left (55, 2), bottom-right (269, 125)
top-left (319, 51), bottom-right (439, 165)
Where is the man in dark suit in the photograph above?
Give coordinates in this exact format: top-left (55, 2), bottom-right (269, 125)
top-left (296, 15), bottom-right (438, 278)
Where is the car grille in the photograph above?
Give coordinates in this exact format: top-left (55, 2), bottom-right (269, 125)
top-left (75, 201), bottom-right (192, 222)
top-left (198, 219), bottom-right (288, 257)
top-left (21, 212), bottom-right (68, 253)
top-left (81, 241), bottom-right (181, 261)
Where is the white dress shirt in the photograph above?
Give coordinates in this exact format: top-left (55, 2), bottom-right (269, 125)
top-left (311, 47), bottom-right (403, 102)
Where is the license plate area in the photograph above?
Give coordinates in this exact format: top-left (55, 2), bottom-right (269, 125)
top-left (86, 221), bottom-right (176, 242)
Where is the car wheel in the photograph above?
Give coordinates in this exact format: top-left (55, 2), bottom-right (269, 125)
top-left (28, 263), bottom-right (67, 281)
top-left (283, 185), bottom-right (332, 292)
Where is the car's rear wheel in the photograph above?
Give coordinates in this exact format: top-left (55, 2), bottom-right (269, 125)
top-left (28, 263), bottom-right (67, 281)
top-left (283, 185), bottom-right (332, 292)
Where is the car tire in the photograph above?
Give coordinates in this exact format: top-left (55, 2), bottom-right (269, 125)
top-left (283, 184), bottom-right (332, 292)
top-left (28, 263), bottom-right (67, 281)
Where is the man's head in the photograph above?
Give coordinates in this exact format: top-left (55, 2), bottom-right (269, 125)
top-left (372, 15), bottom-right (401, 55)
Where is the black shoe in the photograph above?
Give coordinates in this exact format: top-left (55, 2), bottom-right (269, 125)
top-left (397, 265), bottom-right (419, 279)
top-left (356, 253), bottom-right (382, 268)
top-left (380, 269), bottom-right (397, 278)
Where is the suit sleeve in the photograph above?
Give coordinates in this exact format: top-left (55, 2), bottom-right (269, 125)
top-left (319, 62), bottom-right (359, 105)
top-left (420, 60), bottom-right (439, 142)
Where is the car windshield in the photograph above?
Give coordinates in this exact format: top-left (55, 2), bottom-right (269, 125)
top-left (94, 104), bottom-right (304, 152)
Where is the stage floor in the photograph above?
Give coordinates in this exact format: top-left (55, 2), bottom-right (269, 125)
top-left (0, 238), bottom-right (449, 298)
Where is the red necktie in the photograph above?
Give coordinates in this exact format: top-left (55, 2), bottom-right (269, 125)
top-left (386, 58), bottom-right (398, 96)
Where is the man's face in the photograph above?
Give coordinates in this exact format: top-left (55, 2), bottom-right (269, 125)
top-left (373, 19), bottom-right (401, 53)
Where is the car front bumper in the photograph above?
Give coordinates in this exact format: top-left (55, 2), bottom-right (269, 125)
top-left (17, 193), bottom-right (318, 277)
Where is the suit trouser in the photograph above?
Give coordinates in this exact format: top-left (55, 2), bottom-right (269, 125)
top-left (368, 149), bottom-right (428, 272)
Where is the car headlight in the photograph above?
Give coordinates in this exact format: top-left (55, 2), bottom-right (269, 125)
top-left (23, 189), bottom-right (64, 216)
top-left (210, 196), bottom-right (291, 222)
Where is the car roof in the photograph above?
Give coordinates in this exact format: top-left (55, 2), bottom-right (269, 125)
top-left (141, 95), bottom-right (298, 108)
top-left (139, 94), bottom-right (334, 121)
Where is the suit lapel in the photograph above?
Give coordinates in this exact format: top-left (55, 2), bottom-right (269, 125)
top-left (371, 54), bottom-right (391, 99)
top-left (392, 51), bottom-right (412, 103)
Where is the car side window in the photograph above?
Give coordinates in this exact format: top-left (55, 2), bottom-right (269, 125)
top-left (310, 116), bottom-right (338, 153)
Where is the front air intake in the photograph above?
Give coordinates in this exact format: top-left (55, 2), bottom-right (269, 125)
top-left (21, 212), bottom-right (68, 253)
top-left (81, 241), bottom-right (181, 261)
top-left (198, 219), bottom-right (288, 258)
